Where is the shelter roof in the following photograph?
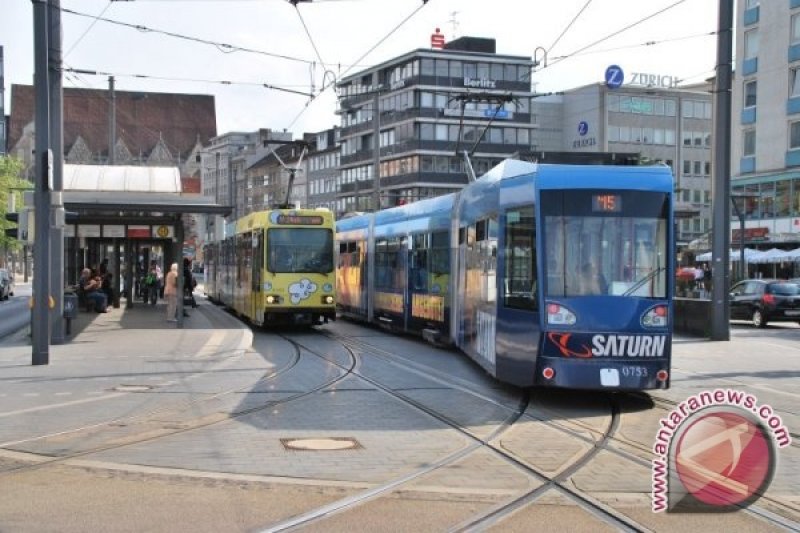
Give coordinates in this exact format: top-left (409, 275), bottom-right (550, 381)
top-left (62, 164), bottom-right (230, 218)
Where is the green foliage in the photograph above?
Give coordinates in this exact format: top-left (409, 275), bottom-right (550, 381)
top-left (0, 157), bottom-right (32, 251)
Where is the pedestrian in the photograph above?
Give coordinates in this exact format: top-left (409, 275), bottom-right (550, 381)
top-left (183, 257), bottom-right (197, 309)
top-left (694, 264), bottom-right (705, 294)
top-left (145, 260), bottom-right (162, 305)
top-left (164, 263), bottom-right (178, 322)
top-left (78, 268), bottom-right (108, 313)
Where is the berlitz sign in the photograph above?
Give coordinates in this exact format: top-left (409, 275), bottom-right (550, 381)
top-left (629, 72), bottom-right (680, 89)
top-left (463, 77), bottom-right (497, 89)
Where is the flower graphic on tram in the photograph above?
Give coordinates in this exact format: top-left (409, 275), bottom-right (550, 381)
top-left (289, 278), bottom-right (318, 304)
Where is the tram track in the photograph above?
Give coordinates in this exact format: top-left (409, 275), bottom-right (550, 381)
top-left (265, 331), bottom-right (650, 533)
top-left (314, 328), bottom-right (799, 532)
top-left (0, 330), bottom-right (356, 478)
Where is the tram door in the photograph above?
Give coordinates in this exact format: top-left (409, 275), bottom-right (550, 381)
top-left (250, 230), bottom-right (264, 321)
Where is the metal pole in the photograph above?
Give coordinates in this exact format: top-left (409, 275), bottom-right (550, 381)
top-left (739, 214), bottom-right (745, 282)
top-left (710, 0), bottom-right (733, 341)
top-left (176, 221), bottom-right (185, 329)
top-left (49, 0), bottom-right (65, 344)
top-left (372, 89), bottom-right (381, 212)
top-left (108, 76), bottom-right (116, 164)
top-left (32, 0), bottom-right (52, 364)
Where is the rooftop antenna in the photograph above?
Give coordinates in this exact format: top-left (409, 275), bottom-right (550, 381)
top-left (448, 11), bottom-right (459, 39)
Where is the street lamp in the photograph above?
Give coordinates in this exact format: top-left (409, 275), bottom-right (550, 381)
top-left (731, 192), bottom-right (758, 282)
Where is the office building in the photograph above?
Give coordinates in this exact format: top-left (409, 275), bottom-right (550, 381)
top-left (730, 0), bottom-right (800, 247)
top-left (558, 80), bottom-right (712, 245)
top-left (335, 36), bottom-right (536, 214)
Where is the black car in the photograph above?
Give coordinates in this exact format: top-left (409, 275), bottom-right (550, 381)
top-left (730, 279), bottom-right (800, 327)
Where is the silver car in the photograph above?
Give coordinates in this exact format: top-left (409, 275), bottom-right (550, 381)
top-left (0, 269), bottom-right (15, 301)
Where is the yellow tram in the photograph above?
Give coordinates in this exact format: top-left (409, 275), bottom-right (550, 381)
top-left (205, 208), bottom-right (336, 326)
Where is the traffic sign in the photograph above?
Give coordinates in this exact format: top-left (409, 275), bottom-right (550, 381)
top-left (605, 65), bottom-right (624, 89)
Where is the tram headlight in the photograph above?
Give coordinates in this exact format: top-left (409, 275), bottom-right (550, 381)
top-left (546, 302), bottom-right (576, 325)
top-left (323, 295), bottom-right (334, 305)
top-left (641, 304), bottom-right (668, 328)
top-left (266, 295), bottom-right (281, 304)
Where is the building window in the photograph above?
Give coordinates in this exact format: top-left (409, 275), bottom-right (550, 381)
top-left (744, 30), bottom-right (758, 60)
top-left (791, 121), bottom-right (800, 150)
top-left (743, 129), bottom-right (756, 156)
top-left (744, 80), bottom-right (757, 107)
top-left (665, 99), bottom-right (676, 116)
top-left (693, 161), bottom-right (702, 175)
top-left (608, 126), bottom-right (620, 142)
top-left (793, 13), bottom-right (800, 44)
top-left (683, 160), bottom-right (691, 175)
top-left (607, 94), bottom-right (619, 112)
top-left (791, 67), bottom-right (800, 98)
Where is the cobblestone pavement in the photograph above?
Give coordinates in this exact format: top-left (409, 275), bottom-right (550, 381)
top-left (0, 301), bottom-right (797, 531)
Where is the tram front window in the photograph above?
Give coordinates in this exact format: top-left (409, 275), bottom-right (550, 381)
top-left (268, 228), bottom-right (333, 273)
top-left (542, 190), bottom-right (668, 298)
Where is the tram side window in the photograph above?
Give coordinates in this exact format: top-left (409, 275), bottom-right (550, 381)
top-left (338, 242), bottom-right (359, 268)
top-left (503, 206), bottom-right (537, 311)
top-left (430, 231), bottom-right (450, 275)
top-left (410, 234), bottom-right (429, 290)
top-left (376, 238), bottom-right (401, 289)
top-left (237, 233), bottom-right (252, 285)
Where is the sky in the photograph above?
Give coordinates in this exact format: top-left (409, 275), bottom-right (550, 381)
top-left (2, 0), bottom-right (720, 138)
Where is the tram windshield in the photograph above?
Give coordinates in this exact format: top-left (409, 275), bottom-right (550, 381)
top-left (267, 228), bottom-right (334, 273)
top-left (542, 190), bottom-right (669, 298)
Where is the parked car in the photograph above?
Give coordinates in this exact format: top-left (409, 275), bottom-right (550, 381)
top-left (0, 268), bottom-right (14, 301)
top-left (730, 279), bottom-right (800, 327)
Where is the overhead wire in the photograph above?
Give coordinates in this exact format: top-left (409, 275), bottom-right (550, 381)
top-left (62, 67), bottom-right (315, 97)
top-left (546, 0), bottom-right (594, 55)
top-left (549, 31), bottom-right (716, 60)
top-left (64, 1), bottom-right (113, 58)
top-left (60, 5), bottom-right (314, 65)
top-left (284, 0), bottom-right (430, 130)
top-left (549, 0), bottom-right (690, 68)
top-left (291, 2), bottom-right (327, 72)
top-left (526, 0), bottom-right (690, 80)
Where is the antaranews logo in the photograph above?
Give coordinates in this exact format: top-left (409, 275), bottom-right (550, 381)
top-left (651, 389), bottom-right (791, 512)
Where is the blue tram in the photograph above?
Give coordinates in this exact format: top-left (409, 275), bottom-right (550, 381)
top-left (335, 160), bottom-right (673, 390)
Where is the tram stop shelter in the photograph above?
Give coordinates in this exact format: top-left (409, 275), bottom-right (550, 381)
top-left (58, 164), bottom-right (230, 329)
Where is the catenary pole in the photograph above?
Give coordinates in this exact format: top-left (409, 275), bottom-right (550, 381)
top-left (49, 0), bottom-right (65, 344)
top-left (32, 0), bottom-right (52, 364)
top-left (710, 0), bottom-right (733, 341)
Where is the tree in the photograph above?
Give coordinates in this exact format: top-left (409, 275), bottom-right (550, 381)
top-left (0, 157), bottom-right (32, 266)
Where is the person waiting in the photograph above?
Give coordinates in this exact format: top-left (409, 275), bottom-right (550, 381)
top-left (164, 263), bottom-right (179, 322)
top-left (78, 268), bottom-right (108, 312)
